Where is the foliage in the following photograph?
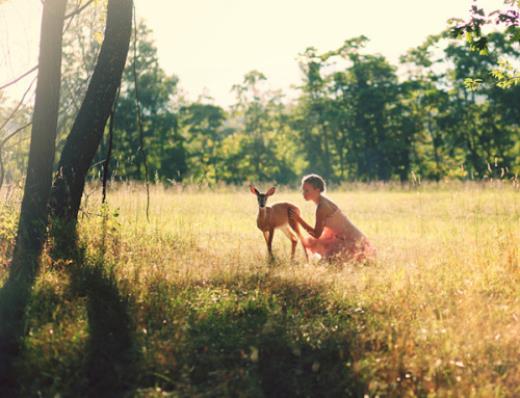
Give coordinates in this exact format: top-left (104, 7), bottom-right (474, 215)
top-left (450, 0), bottom-right (520, 89)
top-left (95, 21), bottom-right (187, 183)
top-left (1, 10), bottom-right (519, 186)
top-left (178, 102), bottom-right (227, 184)
top-left (294, 38), bottom-right (419, 182)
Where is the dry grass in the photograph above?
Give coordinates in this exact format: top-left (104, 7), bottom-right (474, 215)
top-left (0, 181), bottom-right (519, 397)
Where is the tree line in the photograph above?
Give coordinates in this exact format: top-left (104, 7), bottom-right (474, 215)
top-left (1, 3), bottom-right (519, 188)
top-left (113, 26), bottom-right (519, 183)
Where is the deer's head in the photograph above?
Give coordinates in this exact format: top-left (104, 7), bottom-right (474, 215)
top-left (249, 185), bottom-right (276, 208)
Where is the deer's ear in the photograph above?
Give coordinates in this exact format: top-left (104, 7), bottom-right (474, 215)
top-left (266, 186), bottom-right (276, 196)
top-left (249, 185), bottom-right (259, 195)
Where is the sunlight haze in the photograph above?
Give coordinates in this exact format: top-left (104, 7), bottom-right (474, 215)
top-left (0, 0), bottom-right (506, 107)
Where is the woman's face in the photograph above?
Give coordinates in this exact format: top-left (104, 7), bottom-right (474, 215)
top-left (302, 182), bottom-right (320, 202)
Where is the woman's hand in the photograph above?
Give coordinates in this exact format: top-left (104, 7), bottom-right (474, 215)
top-left (288, 208), bottom-right (300, 223)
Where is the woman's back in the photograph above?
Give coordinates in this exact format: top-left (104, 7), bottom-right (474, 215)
top-left (320, 197), bottom-right (363, 240)
top-left (324, 207), bottom-right (364, 241)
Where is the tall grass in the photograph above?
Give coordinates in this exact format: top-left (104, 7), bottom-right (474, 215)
top-left (0, 182), bottom-right (518, 397)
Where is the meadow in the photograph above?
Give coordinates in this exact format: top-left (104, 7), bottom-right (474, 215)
top-left (0, 181), bottom-right (519, 397)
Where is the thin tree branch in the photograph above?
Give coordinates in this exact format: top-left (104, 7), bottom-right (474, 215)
top-left (0, 62), bottom-right (36, 191)
top-left (0, 77), bottom-right (36, 134)
top-left (1, 122), bottom-right (32, 149)
top-left (0, 3), bottom-right (95, 96)
top-left (0, 122), bottom-right (31, 190)
top-left (132, 4), bottom-right (151, 222)
top-left (64, 0), bottom-right (95, 20)
top-left (0, 66), bottom-right (38, 91)
top-left (0, 149), bottom-right (4, 190)
top-left (0, 2), bottom-right (95, 93)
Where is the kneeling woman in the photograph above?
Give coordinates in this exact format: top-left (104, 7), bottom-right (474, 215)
top-left (289, 174), bottom-right (375, 262)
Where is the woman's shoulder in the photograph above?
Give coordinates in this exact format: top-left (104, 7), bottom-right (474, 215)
top-left (317, 196), bottom-right (338, 217)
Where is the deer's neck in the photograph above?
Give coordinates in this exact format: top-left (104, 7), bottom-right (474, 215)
top-left (257, 207), bottom-right (270, 229)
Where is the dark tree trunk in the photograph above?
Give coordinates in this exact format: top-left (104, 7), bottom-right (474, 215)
top-left (427, 118), bottom-right (442, 181)
top-left (49, 0), bottom-right (133, 254)
top-left (0, 0), bottom-right (67, 392)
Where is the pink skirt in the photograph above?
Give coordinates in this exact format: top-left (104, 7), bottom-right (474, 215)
top-left (303, 227), bottom-right (375, 262)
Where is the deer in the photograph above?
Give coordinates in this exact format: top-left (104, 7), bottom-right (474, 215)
top-left (249, 184), bottom-right (309, 261)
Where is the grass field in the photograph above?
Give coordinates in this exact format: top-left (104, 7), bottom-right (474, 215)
top-left (0, 182), bottom-right (519, 397)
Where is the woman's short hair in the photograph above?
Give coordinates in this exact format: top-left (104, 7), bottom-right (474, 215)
top-left (301, 174), bottom-right (326, 192)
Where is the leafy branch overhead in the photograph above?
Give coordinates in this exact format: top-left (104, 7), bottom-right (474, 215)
top-left (450, 0), bottom-right (519, 89)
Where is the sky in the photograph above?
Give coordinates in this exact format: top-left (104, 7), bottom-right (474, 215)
top-left (0, 0), bottom-right (507, 108)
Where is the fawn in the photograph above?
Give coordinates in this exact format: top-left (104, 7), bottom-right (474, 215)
top-left (249, 185), bottom-right (308, 261)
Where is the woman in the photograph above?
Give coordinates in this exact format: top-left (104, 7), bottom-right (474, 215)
top-left (288, 174), bottom-right (375, 262)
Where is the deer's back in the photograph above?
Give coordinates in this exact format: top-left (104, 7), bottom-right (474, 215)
top-left (268, 202), bottom-right (300, 228)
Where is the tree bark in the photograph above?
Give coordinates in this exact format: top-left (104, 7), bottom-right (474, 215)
top-left (49, 0), bottom-right (133, 253)
top-left (0, 0), bottom-right (67, 392)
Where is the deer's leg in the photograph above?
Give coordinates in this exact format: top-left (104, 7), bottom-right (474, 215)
top-left (263, 230), bottom-right (269, 243)
top-left (289, 217), bottom-right (309, 262)
top-left (301, 240), bottom-right (309, 262)
top-left (282, 225), bottom-right (298, 260)
top-left (263, 230), bottom-right (270, 255)
top-left (267, 228), bottom-right (275, 258)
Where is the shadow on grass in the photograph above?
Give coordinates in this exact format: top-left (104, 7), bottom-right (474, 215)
top-left (3, 238), bottom-right (368, 397)
top-left (142, 274), bottom-right (367, 397)
top-left (0, 269), bottom-right (36, 397)
top-left (0, 241), bottom-right (139, 397)
top-left (67, 257), bottom-right (139, 397)
top-left (48, 218), bottom-right (140, 396)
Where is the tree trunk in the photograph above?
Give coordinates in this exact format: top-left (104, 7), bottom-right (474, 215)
top-left (49, 0), bottom-right (133, 254)
top-left (0, 0), bottom-right (67, 392)
top-left (427, 118), bottom-right (442, 181)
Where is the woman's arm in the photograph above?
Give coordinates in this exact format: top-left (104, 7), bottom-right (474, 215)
top-left (289, 207), bottom-right (326, 238)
